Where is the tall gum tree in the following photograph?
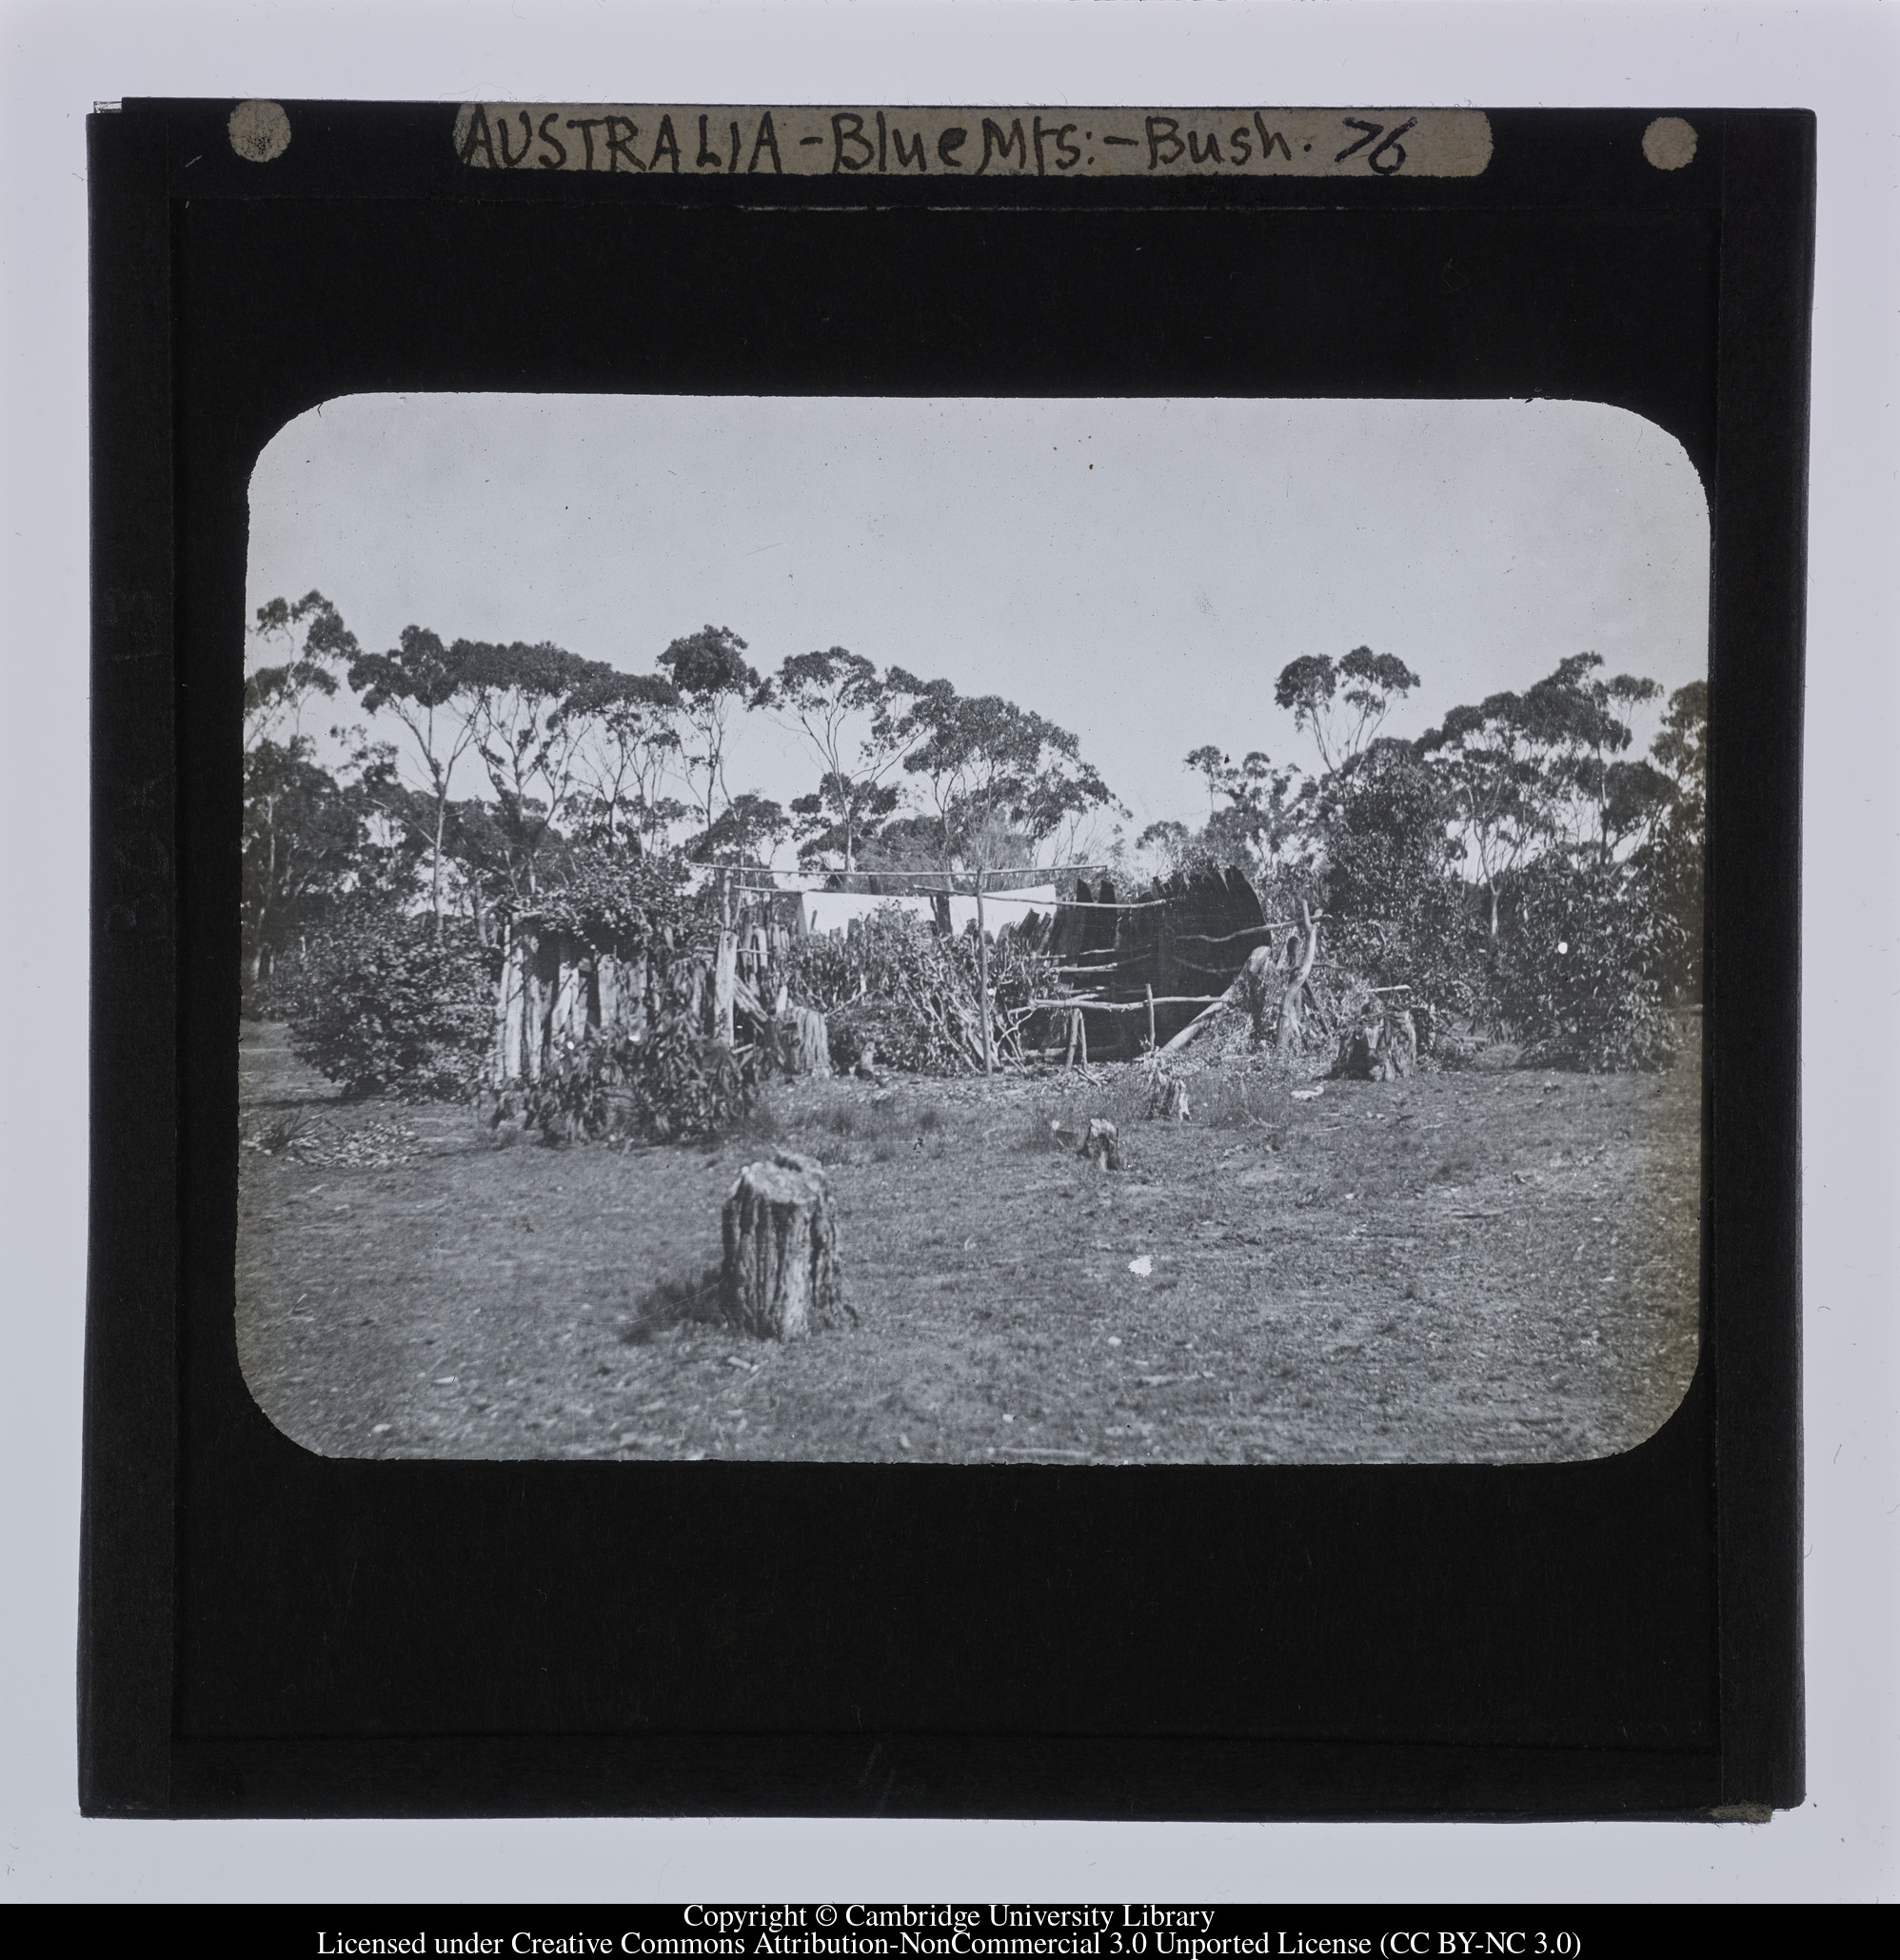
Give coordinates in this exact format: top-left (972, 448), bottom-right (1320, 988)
top-left (245, 589), bottom-right (357, 753)
top-left (1180, 743), bottom-right (1312, 887)
top-left (773, 647), bottom-right (925, 873)
top-left (457, 638), bottom-right (604, 899)
top-left (1511, 653), bottom-right (1662, 860)
top-left (656, 625), bottom-right (767, 859)
top-left (346, 624), bottom-right (480, 938)
top-left (1415, 692), bottom-right (1548, 942)
top-left (558, 666), bottom-right (683, 854)
top-left (1274, 646), bottom-right (1420, 775)
top-left (243, 591), bottom-right (362, 979)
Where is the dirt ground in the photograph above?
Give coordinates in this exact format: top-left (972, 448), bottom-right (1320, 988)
top-left (235, 1020), bottom-right (1702, 1466)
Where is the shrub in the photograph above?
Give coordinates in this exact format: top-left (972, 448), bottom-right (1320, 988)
top-left (1494, 857), bottom-right (1678, 1072)
top-left (285, 907), bottom-right (497, 1101)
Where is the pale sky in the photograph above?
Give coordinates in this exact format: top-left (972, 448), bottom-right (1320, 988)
top-left (247, 393), bottom-right (1710, 853)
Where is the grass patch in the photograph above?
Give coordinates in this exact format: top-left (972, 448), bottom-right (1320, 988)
top-left (245, 1108), bottom-right (314, 1156)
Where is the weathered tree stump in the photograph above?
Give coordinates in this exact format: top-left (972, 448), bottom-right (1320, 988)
top-left (1381, 1007), bottom-right (1418, 1078)
top-left (1335, 1008), bottom-right (1420, 1081)
top-left (1147, 1071), bottom-right (1190, 1122)
top-left (721, 1150), bottom-right (852, 1339)
top-left (1078, 1117), bottom-right (1123, 1170)
top-left (1276, 903), bottom-right (1320, 1057)
top-left (1236, 945), bottom-right (1279, 1043)
top-left (777, 1004), bottom-right (832, 1078)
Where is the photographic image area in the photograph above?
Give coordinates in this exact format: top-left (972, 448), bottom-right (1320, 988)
top-left (236, 393), bottom-right (1708, 1465)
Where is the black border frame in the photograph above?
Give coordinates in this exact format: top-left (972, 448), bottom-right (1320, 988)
top-left (83, 101), bottom-right (1810, 1819)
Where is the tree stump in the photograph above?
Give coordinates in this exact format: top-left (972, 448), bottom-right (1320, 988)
top-left (1335, 1008), bottom-right (1419, 1081)
top-left (1236, 944), bottom-right (1279, 1043)
top-left (777, 1004), bottom-right (831, 1078)
top-left (1147, 1071), bottom-right (1190, 1122)
top-left (721, 1150), bottom-right (852, 1339)
top-left (1381, 1008), bottom-right (1418, 1078)
top-left (1078, 1117), bottom-right (1123, 1170)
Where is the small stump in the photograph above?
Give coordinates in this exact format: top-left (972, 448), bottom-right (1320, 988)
top-left (1078, 1117), bottom-right (1123, 1170)
top-left (721, 1149), bottom-right (852, 1339)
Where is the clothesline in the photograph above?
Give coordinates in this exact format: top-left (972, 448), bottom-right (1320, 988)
top-left (718, 861), bottom-right (1112, 882)
top-left (731, 882), bottom-right (1170, 910)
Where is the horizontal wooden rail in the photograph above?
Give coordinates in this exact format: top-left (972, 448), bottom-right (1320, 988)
top-left (1030, 995), bottom-right (1226, 1014)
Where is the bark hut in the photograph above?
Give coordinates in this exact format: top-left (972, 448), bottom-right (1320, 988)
top-left (721, 1150), bottom-right (851, 1339)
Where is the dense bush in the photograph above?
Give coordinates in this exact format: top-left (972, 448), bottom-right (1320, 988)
top-left (285, 907), bottom-right (498, 1100)
top-left (1494, 857), bottom-right (1678, 1072)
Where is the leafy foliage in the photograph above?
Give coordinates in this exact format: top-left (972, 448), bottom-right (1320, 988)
top-left (241, 739), bottom-right (375, 987)
top-left (890, 679), bottom-right (1120, 863)
top-left (504, 844), bottom-right (698, 957)
top-left (1494, 856), bottom-right (1679, 1071)
top-left (520, 1000), bottom-right (757, 1145)
top-left (773, 647), bottom-right (918, 871)
top-left (285, 907), bottom-right (498, 1101)
top-left (1274, 645), bottom-right (1420, 771)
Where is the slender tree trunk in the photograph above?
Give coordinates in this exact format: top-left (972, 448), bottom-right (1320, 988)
top-left (431, 794), bottom-right (447, 942)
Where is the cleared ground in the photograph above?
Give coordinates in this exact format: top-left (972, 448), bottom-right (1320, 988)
top-left (236, 1020), bottom-right (1701, 1465)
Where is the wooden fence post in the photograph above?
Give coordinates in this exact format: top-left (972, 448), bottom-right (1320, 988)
top-left (975, 875), bottom-right (994, 1075)
top-left (1145, 983), bottom-right (1156, 1053)
top-left (713, 929), bottom-right (738, 1048)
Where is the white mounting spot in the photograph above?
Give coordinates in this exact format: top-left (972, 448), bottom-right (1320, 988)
top-left (229, 100), bottom-right (291, 163)
top-left (1641, 117), bottom-right (1697, 171)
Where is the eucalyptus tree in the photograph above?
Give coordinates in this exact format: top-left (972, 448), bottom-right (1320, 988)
top-left (690, 793), bottom-right (793, 872)
top-left (895, 683), bottom-right (1118, 874)
top-left (1632, 679), bottom-right (1709, 1000)
top-left (1181, 744), bottom-right (1311, 887)
top-left (456, 638), bottom-right (604, 899)
top-left (1415, 693), bottom-right (1548, 942)
top-left (559, 665), bottom-right (684, 854)
top-left (890, 683), bottom-right (1119, 1072)
top-left (241, 741), bottom-right (371, 985)
top-left (656, 625), bottom-right (767, 849)
top-left (346, 624), bottom-right (481, 937)
top-left (1273, 646), bottom-right (1420, 775)
top-left (1511, 653), bottom-right (1662, 858)
top-left (245, 589), bottom-right (359, 753)
top-left (774, 646), bottom-right (924, 872)
top-left (243, 591), bottom-right (364, 980)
